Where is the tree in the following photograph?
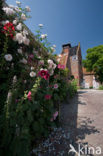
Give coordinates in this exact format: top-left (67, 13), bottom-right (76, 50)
top-left (83, 45), bottom-right (103, 83)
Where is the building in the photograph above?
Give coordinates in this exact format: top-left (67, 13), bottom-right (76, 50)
top-left (57, 42), bottom-right (100, 88)
top-left (82, 67), bottom-right (100, 89)
top-left (57, 43), bottom-right (83, 86)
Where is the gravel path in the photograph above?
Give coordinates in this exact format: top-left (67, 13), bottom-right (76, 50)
top-left (32, 89), bottom-right (103, 156)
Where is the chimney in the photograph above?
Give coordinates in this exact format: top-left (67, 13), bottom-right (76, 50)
top-left (62, 43), bottom-right (71, 54)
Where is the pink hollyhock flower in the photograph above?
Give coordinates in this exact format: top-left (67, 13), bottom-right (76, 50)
top-left (38, 70), bottom-right (50, 80)
top-left (57, 64), bottom-right (65, 70)
top-left (50, 111), bottom-right (59, 121)
top-left (27, 91), bottom-right (32, 101)
top-left (54, 84), bottom-right (58, 89)
top-left (45, 94), bottom-right (52, 100)
top-left (53, 111), bottom-right (58, 120)
top-left (29, 54), bottom-right (34, 59)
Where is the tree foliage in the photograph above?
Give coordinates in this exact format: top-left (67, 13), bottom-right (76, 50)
top-left (83, 45), bottom-right (103, 83)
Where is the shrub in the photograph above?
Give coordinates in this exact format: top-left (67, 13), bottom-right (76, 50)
top-left (68, 79), bottom-right (77, 98)
top-left (99, 85), bottom-right (103, 90)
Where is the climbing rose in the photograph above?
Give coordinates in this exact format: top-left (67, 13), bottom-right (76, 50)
top-left (25, 6), bottom-right (31, 12)
top-left (45, 94), bottom-right (52, 100)
top-left (38, 70), bottom-right (50, 80)
top-left (30, 71), bottom-right (36, 77)
top-left (3, 22), bottom-right (15, 38)
top-left (57, 64), bottom-right (65, 70)
top-left (27, 91), bottom-right (32, 101)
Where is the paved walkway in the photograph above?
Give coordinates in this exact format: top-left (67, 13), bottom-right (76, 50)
top-left (61, 89), bottom-right (103, 156)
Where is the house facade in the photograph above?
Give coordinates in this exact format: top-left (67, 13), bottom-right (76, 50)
top-left (57, 42), bottom-right (100, 88)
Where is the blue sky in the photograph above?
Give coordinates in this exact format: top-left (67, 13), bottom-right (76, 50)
top-left (7, 0), bottom-right (103, 59)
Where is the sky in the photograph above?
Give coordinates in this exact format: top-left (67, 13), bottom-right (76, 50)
top-left (7, 0), bottom-right (103, 59)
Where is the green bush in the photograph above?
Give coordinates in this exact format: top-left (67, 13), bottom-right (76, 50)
top-left (99, 85), bottom-right (103, 90)
top-left (68, 80), bottom-right (77, 98)
top-left (89, 86), bottom-right (93, 89)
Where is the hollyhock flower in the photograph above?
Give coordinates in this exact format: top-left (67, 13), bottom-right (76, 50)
top-left (4, 54), bottom-right (13, 61)
top-left (20, 58), bottom-right (27, 64)
top-left (27, 91), bottom-right (32, 101)
top-left (38, 60), bottom-right (44, 65)
top-left (38, 24), bottom-right (43, 27)
top-left (25, 6), bottom-right (31, 12)
top-left (30, 71), bottom-right (36, 77)
top-left (16, 1), bottom-right (21, 5)
top-left (45, 94), bottom-right (52, 100)
top-left (13, 75), bottom-right (17, 84)
top-left (48, 59), bottom-right (53, 64)
top-left (41, 34), bottom-right (47, 39)
top-left (3, 22), bottom-right (15, 38)
top-left (53, 44), bottom-right (56, 48)
top-left (21, 13), bottom-right (26, 20)
top-left (2, 20), bottom-right (9, 25)
top-left (9, 5), bottom-right (15, 8)
top-left (15, 33), bottom-right (23, 44)
top-left (54, 84), bottom-right (58, 89)
top-left (23, 29), bottom-right (28, 36)
top-left (28, 54), bottom-right (34, 59)
top-left (51, 47), bottom-right (55, 52)
top-left (3, 7), bottom-right (15, 15)
top-left (38, 70), bottom-right (50, 80)
top-left (53, 111), bottom-right (58, 120)
top-left (23, 36), bottom-right (30, 45)
top-left (31, 66), bottom-right (34, 70)
top-left (15, 6), bottom-right (21, 12)
top-left (57, 64), bottom-right (65, 70)
top-left (17, 48), bottom-right (22, 54)
top-left (16, 23), bottom-right (22, 31)
top-left (50, 69), bottom-right (54, 76)
top-left (13, 19), bottom-right (18, 25)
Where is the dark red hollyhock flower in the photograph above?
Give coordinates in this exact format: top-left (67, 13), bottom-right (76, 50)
top-left (3, 22), bottom-right (15, 38)
top-left (38, 70), bottom-right (50, 80)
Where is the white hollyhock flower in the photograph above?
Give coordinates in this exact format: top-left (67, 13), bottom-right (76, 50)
top-left (2, 20), bottom-right (9, 25)
top-left (53, 44), bottom-right (56, 48)
top-left (13, 19), bottom-right (18, 25)
top-left (20, 58), bottom-right (27, 64)
top-left (31, 66), bottom-right (34, 70)
top-left (48, 59), bottom-right (53, 65)
top-left (25, 6), bottom-right (31, 12)
top-left (13, 75), bottom-right (17, 84)
top-left (23, 29), bottom-right (28, 36)
top-left (4, 54), bottom-right (13, 61)
top-left (16, 23), bottom-right (22, 31)
top-left (51, 47), bottom-right (55, 52)
top-left (16, 1), bottom-right (21, 5)
top-left (30, 71), bottom-right (36, 77)
top-left (23, 37), bottom-right (30, 45)
top-left (17, 48), bottom-right (22, 54)
top-left (3, 7), bottom-right (15, 16)
top-left (15, 33), bottom-right (23, 44)
top-left (53, 63), bottom-right (57, 69)
top-left (41, 34), bottom-right (47, 39)
top-left (21, 13), bottom-right (26, 20)
top-left (38, 24), bottom-right (43, 27)
top-left (9, 5), bottom-right (15, 8)
top-left (15, 6), bottom-right (21, 12)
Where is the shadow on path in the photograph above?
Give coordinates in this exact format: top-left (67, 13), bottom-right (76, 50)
top-left (61, 90), bottom-right (100, 156)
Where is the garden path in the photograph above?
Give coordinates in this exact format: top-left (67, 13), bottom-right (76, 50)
top-left (33, 89), bottom-right (103, 156)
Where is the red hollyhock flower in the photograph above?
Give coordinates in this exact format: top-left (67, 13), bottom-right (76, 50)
top-left (45, 94), bottom-right (52, 100)
top-left (38, 70), bottom-right (50, 80)
top-left (3, 22), bottom-right (15, 38)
